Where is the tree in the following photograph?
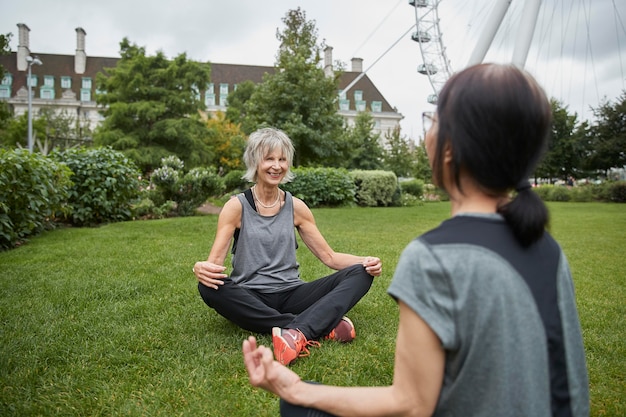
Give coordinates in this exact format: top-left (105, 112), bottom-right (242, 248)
top-left (412, 140), bottom-right (433, 183)
top-left (203, 111), bottom-right (247, 173)
top-left (585, 91), bottom-right (626, 176)
top-left (382, 126), bottom-right (416, 178)
top-left (535, 99), bottom-right (583, 182)
top-left (0, 33), bottom-right (12, 133)
top-left (94, 38), bottom-right (212, 173)
top-left (343, 111), bottom-right (384, 170)
top-left (244, 8), bottom-right (344, 166)
top-left (225, 80), bottom-right (257, 134)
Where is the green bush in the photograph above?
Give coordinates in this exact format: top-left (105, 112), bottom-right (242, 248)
top-left (350, 170), bottom-right (398, 207)
top-left (0, 149), bottom-right (73, 250)
top-left (533, 184), bottom-right (553, 201)
top-left (53, 147), bottom-right (142, 226)
top-left (549, 185), bottom-right (571, 202)
top-left (606, 181), bottom-right (626, 203)
top-left (148, 158), bottom-right (225, 217)
top-left (400, 179), bottom-right (425, 198)
top-left (131, 198), bottom-right (177, 220)
top-left (223, 169), bottom-right (249, 193)
top-left (177, 167), bottom-right (225, 216)
top-left (282, 167), bottom-right (356, 208)
top-left (569, 186), bottom-right (595, 202)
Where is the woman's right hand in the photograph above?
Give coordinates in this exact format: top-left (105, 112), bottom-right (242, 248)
top-left (193, 261), bottom-right (228, 290)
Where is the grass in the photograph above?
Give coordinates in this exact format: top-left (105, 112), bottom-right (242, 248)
top-left (0, 202), bottom-right (624, 416)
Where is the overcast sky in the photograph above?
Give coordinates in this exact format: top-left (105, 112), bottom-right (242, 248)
top-left (2, 0), bottom-right (625, 143)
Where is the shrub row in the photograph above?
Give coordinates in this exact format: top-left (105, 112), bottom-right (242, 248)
top-left (4, 144), bottom-right (623, 250)
top-left (282, 167), bottom-right (356, 207)
top-left (532, 182), bottom-right (626, 203)
top-left (1, 148), bottom-right (141, 250)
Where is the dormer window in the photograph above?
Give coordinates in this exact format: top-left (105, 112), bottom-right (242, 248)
top-left (61, 76), bottom-right (72, 89)
top-left (1, 74), bottom-right (12, 86)
top-left (219, 83), bottom-right (229, 107)
top-left (371, 101), bottom-right (382, 112)
top-left (354, 90), bottom-right (363, 101)
top-left (81, 77), bottom-right (92, 89)
top-left (44, 76), bottom-right (54, 88)
top-left (339, 99), bottom-right (350, 111)
top-left (205, 93), bottom-right (216, 107)
top-left (28, 75), bottom-right (38, 88)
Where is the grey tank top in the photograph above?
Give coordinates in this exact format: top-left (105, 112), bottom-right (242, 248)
top-left (229, 191), bottom-right (302, 292)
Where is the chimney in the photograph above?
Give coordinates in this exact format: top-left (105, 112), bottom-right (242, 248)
top-left (75, 27), bottom-right (87, 74)
top-left (351, 58), bottom-right (363, 73)
top-left (16, 23), bottom-right (30, 71)
top-left (324, 46), bottom-right (333, 77)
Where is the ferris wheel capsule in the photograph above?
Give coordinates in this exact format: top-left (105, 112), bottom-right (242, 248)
top-left (418, 63), bottom-right (438, 75)
top-left (427, 94), bottom-right (439, 105)
top-left (411, 31), bottom-right (432, 43)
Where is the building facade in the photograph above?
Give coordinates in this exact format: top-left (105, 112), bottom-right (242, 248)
top-left (0, 24), bottom-right (403, 137)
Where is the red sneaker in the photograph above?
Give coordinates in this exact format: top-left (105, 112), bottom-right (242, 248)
top-left (325, 316), bottom-right (356, 343)
top-left (272, 327), bottom-right (320, 366)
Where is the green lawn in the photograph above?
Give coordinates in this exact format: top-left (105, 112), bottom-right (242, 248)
top-left (0, 202), bottom-right (624, 416)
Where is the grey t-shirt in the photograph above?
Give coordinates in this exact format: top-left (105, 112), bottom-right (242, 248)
top-left (229, 191), bottom-right (303, 292)
top-left (387, 214), bottom-right (589, 417)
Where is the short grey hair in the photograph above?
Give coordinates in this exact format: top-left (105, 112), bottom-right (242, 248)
top-left (242, 127), bottom-right (296, 183)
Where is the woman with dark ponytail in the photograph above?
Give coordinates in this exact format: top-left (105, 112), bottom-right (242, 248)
top-left (243, 64), bottom-right (589, 417)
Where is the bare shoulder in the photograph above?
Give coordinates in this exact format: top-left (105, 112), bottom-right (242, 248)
top-left (291, 195), bottom-right (315, 227)
top-left (219, 194), bottom-right (243, 226)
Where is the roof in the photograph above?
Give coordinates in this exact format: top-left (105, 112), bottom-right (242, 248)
top-left (0, 52), bottom-right (118, 100)
top-left (0, 53), bottom-right (397, 113)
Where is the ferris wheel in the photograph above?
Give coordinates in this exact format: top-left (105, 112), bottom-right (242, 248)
top-left (409, 0), bottom-right (453, 104)
top-left (409, 0), bottom-right (542, 105)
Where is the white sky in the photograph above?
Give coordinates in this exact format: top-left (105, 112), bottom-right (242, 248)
top-left (2, 0), bottom-right (625, 143)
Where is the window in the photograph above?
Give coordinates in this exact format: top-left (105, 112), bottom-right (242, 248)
top-left (219, 95), bottom-right (228, 107)
top-left (28, 75), bottom-right (38, 87)
top-left (219, 83), bottom-right (229, 95)
top-left (61, 76), bottom-right (72, 89)
top-left (80, 89), bottom-right (91, 102)
top-left (356, 100), bottom-right (366, 112)
top-left (338, 90), bottom-right (347, 100)
top-left (205, 93), bottom-right (216, 107)
top-left (0, 86), bottom-right (10, 98)
top-left (44, 76), bottom-right (54, 87)
top-left (206, 83), bottom-right (214, 94)
top-left (354, 90), bottom-right (363, 101)
top-left (339, 99), bottom-right (350, 111)
top-left (371, 101), bottom-right (382, 112)
top-left (1, 74), bottom-right (12, 86)
top-left (40, 88), bottom-right (55, 100)
top-left (81, 77), bottom-right (92, 89)
top-left (192, 84), bottom-right (200, 100)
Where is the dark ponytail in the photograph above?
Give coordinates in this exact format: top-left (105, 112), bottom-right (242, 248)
top-left (499, 181), bottom-right (549, 247)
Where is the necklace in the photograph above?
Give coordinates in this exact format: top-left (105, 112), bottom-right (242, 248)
top-left (252, 186), bottom-right (281, 209)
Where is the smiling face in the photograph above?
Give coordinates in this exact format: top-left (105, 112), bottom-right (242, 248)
top-left (256, 147), bottom-right (289, 186)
